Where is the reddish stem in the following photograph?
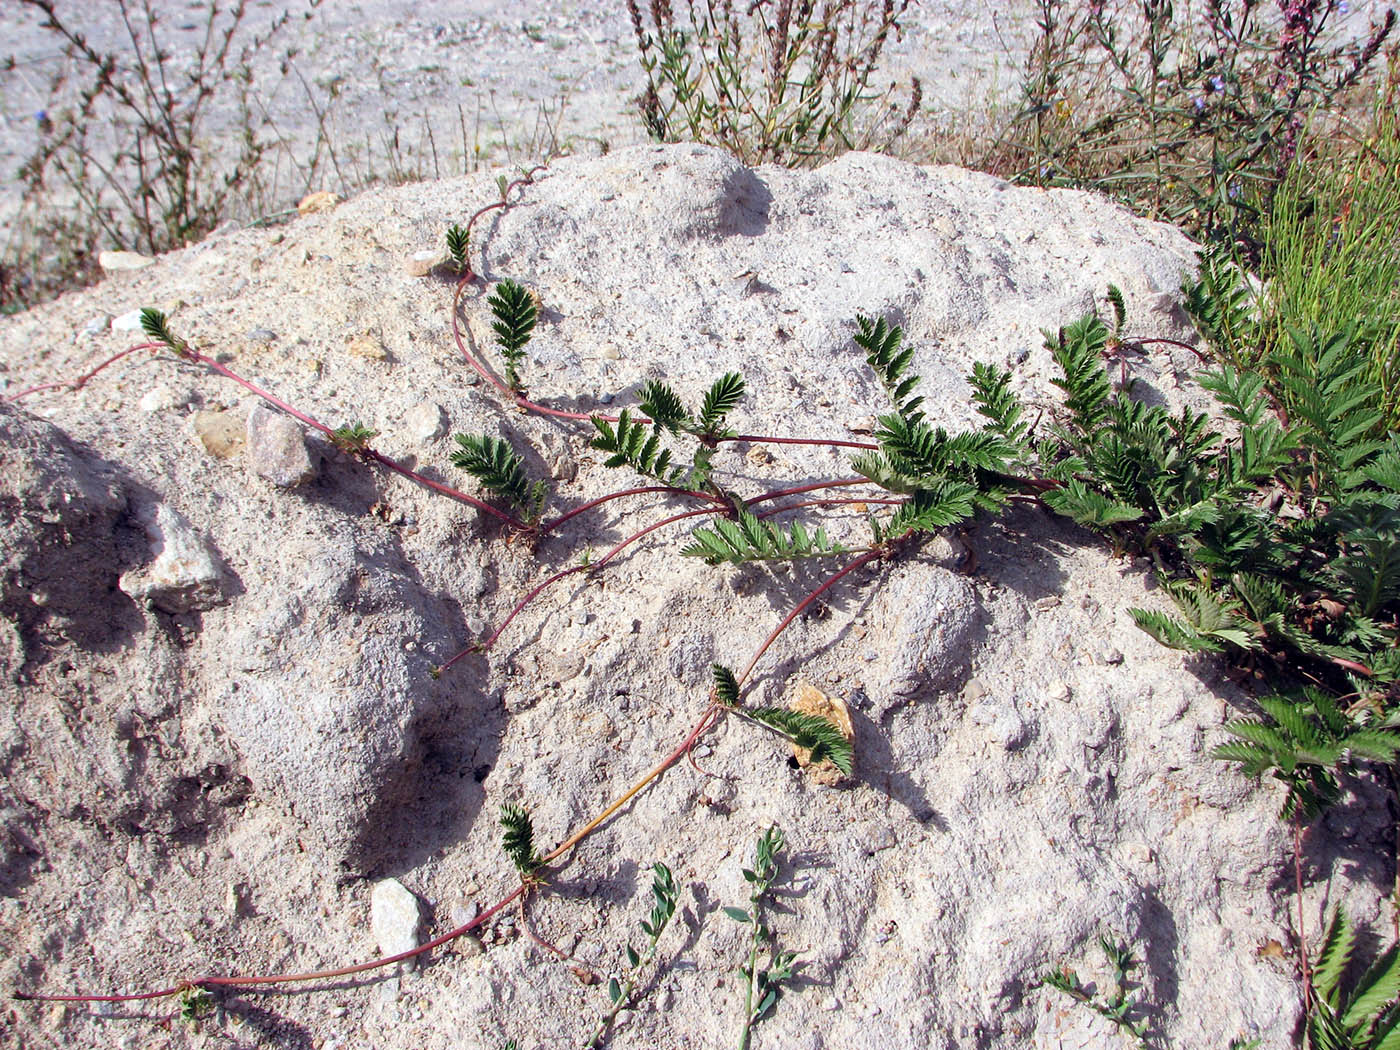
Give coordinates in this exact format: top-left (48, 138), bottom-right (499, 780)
top-left (6, 344), bottom-right (155, 402)
top-left (437, 505), bottom-right (724, 673)
top-left (752, 497), bottom-right (902, 521)
top-left (1131, 336), bottom-right (1209, 363)
top-left (13, 883), bottom-right (527, 1003)
top-left (361, 450), bottom-right (523, 529)
top-left (719, 433), bottom-right (878, 451)
top-left (539, 485), bottom-right (726, 535)
top-left (737, 547), bottom-right (885, 686)
top-left (743, 478), bottom-right (874, 508)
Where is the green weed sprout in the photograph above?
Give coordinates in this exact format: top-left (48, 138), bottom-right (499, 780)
top-left (726, 826), bottom-right (798, 1050)
top-left (585, 862), bottom-right (680, 1047)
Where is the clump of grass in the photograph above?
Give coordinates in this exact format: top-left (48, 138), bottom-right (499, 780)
top-left (1248, 60), bottom-right (1400, 423)
top-left (624, 0), bottom-right (922, 166)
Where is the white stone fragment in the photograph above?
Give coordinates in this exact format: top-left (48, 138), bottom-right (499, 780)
top-left (371, 879), bottom-right (422, 971)
top-left (98, 250), bottom-right (155, 272)
top-left (118, 503), bottom-right (229, 613)
top-left (402, 401), bottom-right (447, 442)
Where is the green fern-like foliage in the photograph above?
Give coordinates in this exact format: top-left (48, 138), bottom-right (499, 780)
top-left (1273, 323), bottom-right (1386, 489)
top-left (500, 802), bottom-right (542, 877)
top-left (487, 280), bottom-right (537, 393)
top-left (1212, 689), bottom-right (1400, 818)
top-left (1306, 909), bottom-right (1400, 1050)
top-left (638, 379), bottom-right (691, 432)
top-left (1181, 248), bottom-right (1257, 363)
top-left (696, 372), bottom-right (745, 440)
top-left (847, 318), bottom-right (1025, 543)
top-left (591, 409), bottom-right (692, 486)
top-left (1048, 315), bottom-right (1115, 433)
top-left (681, 511), bottom-right (846, 565)
top-left (446, 224), bottom-right (470, 269)
top-left (139, 307), bottom-right (192, 357)
top-left (451, 434), bottom-right (548, 520)
top-left (1130, 577), bottom-right (1263, 653)
top-left (712, 663), bottom-right (742, 707)
top-left (1105, 283), bottom-right (1127, 335)
top-left (330, 422), bottom-right (378, 454)
top-left (743, 707), bottom-right (853, 776)
top-left (970, 362), bottom-right (1029, 447)
top-left (854, 315), bottom-right (924, 424)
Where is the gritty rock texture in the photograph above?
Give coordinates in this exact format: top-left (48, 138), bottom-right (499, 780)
top-left (118, 502), bottom-right (231, 614)
top-left (0, 146), bottom-right (1387, 1050)
top-left (245, 403), bottom-right (317, 487)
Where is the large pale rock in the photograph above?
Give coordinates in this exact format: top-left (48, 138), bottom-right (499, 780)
top-left (0, 147), bottom-right (1345, 1050)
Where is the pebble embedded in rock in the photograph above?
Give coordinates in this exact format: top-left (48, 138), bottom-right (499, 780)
top-left (347, 330), bottom-right (389, 361)
top-left (111, 309), bottom-right (146, 332)
top-left (80, 315), bottom-right (111, 337)
top-left (192, 407), bottom-right (246, 459)
top-left (371, 878), bottom-right (423, 971)
top-left (117, 502), bottom-right (230, 614)
top-left (245, 328), bottom-right (278, 344)
top-left (1097, 645), bottom-right (1125, 665)
top-left (298, 190), bottom-right (341, 214)
top-left (138, 385), bottom-right (182, 413)
top-left (402, 401), bottom-right (447, 442)
top-left (404, 250), bottom-right (444, 277)
top-left (246, 404), bottom-right (316, 487)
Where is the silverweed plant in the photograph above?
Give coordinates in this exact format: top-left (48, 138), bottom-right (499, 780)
top-left (8, 163), bottom-right (1400, 1047)
top-left (625, 0), bottom-right (922, 166)
top-left (1304, 908), bottom-right (1400, 1050)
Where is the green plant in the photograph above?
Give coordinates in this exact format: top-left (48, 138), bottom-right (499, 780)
top-left (1042, 935), bottom-right (1152, 1048)
top-left (1213, 689), bottom-right (1400, 819)
top-left (625, 0), bottom-right (921, 166)
top-left (176, 986), bottom-right (214, 1028)
top-left (987, 0), bottom-right (1395, 238)
top-left (500, 802), bottom-right (543, 880)
top-left (3, 0), bottom-right (313, 311)
top-left (725, 826), bottom-right (798, 1050)
top-left (585, 862), bottom-right (680, 1048)
top-left (1305, 908), bottom-right (1400, 1050)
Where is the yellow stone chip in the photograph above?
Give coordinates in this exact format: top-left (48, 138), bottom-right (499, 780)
top-left (790, 681), bottom-right (854, 785)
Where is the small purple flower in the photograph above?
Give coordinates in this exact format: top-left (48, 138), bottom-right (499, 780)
top-left (1208, 74), bottom-right (1225, 92)
top-left (1339, 0), bottom-right (1350, 13)
top-left (1228, 182), bottom-right (1241, 200)
top-left (1192, 96), bottom-right (1207, 113)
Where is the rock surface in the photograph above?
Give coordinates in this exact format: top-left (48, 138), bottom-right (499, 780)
top-left (0, 146), bottom-right (1387, 1050)
top-left (245, 403), bottom-right (317, 487)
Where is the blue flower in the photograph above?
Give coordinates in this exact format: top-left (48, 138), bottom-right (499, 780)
top-left (1192, 96), bottom-right (1206, 113)
top-left (1208, 74), bottom-right (1225, 93)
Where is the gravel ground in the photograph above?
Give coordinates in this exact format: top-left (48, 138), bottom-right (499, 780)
top-left (0, 0), bottom-right (1040, 231)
